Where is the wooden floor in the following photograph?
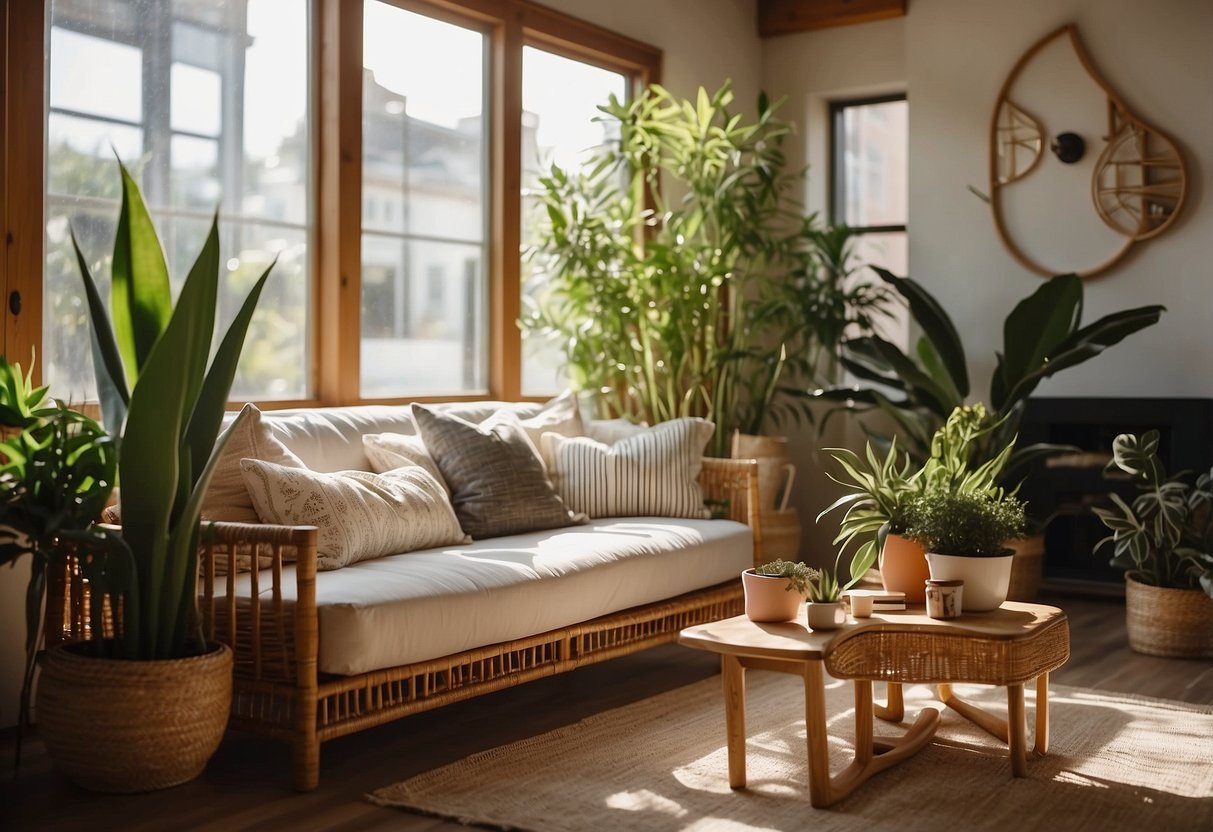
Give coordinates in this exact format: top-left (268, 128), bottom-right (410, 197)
top-left (2, 593), bottom-right (1210, 831)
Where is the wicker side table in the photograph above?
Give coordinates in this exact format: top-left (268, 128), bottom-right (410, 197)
top-left (679, 602), bottom-right (1069, 808)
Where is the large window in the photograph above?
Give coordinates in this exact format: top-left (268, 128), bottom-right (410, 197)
top-left (520, 46), bottom-right (626, 397)
top-left (44, 0), bottom-right (312, 402)
top-left (830, 95), bottom-right (908, 282)
top-left (26, 0), bottom-right (658, 405)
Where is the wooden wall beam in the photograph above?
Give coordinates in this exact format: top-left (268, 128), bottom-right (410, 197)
top-left (757, 0), bottom-right (906, 38)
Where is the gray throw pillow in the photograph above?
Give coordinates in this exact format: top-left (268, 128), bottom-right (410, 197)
top-left (412, 405), bottom-right (583, 539)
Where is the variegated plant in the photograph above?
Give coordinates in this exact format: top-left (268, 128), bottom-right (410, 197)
top-left (70, 163), bottom-right (273, 659)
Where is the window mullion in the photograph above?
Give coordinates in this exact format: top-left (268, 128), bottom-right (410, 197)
top-left (490, 11), bottom-right (522, 401)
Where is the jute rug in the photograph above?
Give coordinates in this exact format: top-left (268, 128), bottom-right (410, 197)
top-left (367, 672), bottom-right (1213, 831)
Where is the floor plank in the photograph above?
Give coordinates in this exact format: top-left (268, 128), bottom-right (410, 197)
top-left (1, 593), bottom-right (1209, 831)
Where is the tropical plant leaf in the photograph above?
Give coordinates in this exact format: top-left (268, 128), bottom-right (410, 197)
top-left (872, 267), bottom-right (968, 397)
top-left (995, 274), bottom-right (1082, 410)
top-left (71, 228), bottom-right (130, 437)
top-left (111, 163), bottom-right (172, 380)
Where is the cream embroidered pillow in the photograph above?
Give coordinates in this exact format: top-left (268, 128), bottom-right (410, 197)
top-left (204, 403), bottom-right (304, 522)
top-left (542, 418), bottom-right (714, 519)
top-left (240, 459), bottom-right (470, 570)
top-left (363, 432), bottom-right (448, 493)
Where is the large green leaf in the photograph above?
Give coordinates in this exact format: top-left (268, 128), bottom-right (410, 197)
top-left (184, 257), bottom-right (274, 489)
top-left (71, 228), bottom-right (130, 437)
top-left (872, 267), bottom-right (968, 397)
top-left (111, 163), bottom-right (172, 381)
top-left (993, 274), bottom-right (1082, 412)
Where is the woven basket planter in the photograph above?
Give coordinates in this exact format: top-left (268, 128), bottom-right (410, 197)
top-left (36, 642), bottom-right (233, 792)
top-left (1125, 573), bottom-right (1213, 659)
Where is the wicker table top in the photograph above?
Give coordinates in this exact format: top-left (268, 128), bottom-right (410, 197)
top-left (680, 602), bottom-right (1070, 685)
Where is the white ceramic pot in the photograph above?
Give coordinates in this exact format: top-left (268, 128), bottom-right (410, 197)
top-left (925, 553), bottom-right (1014, 612)
top-left (806, 601), bottom-right (843, 631)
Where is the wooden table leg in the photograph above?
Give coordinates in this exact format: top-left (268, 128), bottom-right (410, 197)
top-left (1007, 683), bottom-right (1027, 777)
top-left (722, 655), bottom-right (746, 789)
top-left (803, 661), bottom-right (833, 807)
top-left (1035, 673), bottom-right (1050, 755)
top-left (874, 682), bottom-right (904, 722)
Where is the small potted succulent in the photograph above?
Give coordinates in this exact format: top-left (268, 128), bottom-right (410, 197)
top-left (902, 488), bottom-right (1027, 611)
top-left (742, 559), bottom-right (815, 622)
top-left (805, 566), bottom-right (845, 631)
top-left (1093, 431), bottom-right (1213, 658)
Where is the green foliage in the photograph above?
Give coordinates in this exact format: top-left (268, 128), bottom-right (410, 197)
top-left (902, 489), bottom-right (1027, 557)
top-left (1093, 432), bottom-right (1213, 596)
top-left (0, 355), bottom-right (116, 761)
top-left (812, 271), bottom-right (1164, 493)
top-left (72, 162), bottom-right (274, 660)
top-left (522, 82), bottom-right (894, 455)
top-left (754, 558), bottom-right (819, 595)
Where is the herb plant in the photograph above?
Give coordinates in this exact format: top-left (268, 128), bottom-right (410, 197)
top-left (754, 558), bottom-right (819, 595)
top-left (902, 489), bottom-right (1027, 557)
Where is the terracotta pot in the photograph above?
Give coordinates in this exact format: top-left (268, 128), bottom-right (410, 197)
top-left (1125, 572), bottom-right (1213, 658)
top-left (36, 642), bottom-right (233, 792)
top-left (926, 553), bottom-right (1014, 611)
top-left (741, 569), bottom-right (804, 622)
top-left (880, 534), bottom-right (929, 603)
top-left (1006, 534), bottom-right (1044, 602)
top-left (806, 601), bottom-right (843, 631)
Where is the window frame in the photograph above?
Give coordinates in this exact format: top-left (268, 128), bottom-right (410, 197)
top-left (5, 0), bottom-right (661, 409)
top-left (828, 92), bottom-right (907, 237)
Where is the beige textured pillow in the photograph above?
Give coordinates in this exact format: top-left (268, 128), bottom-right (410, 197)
top-left (543, 417), bottom-right (714, 519)
top-left (204, 403), bottom-right (303, 522)
top-left (515, 390), bottom-right (583, 456)
top-left (240, 459), bottom-right (470, 570)
top-left (363, 432), bottom-right (448, 493)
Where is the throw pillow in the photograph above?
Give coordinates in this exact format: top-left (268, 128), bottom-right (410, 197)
top-left (204, 403), bottom-right (304, 522)
top-left (583, 417), bottom-right (649, 445)
top-left (515, 390), bottom-right (584, 458)
top-left (542, 417), bottom-right (714, 519)
top-left (240, 459), bottom-right (470, 570)
top-left (363, 432), bottom-right (448, 493)
top-left (412, 405), bottom-right (583, 539)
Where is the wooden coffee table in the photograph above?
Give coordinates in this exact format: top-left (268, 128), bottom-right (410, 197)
top-left (679, 602), bottom-right (1069, 808)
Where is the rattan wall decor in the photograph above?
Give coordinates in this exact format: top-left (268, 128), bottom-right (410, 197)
top-left (989, 24), bottom-right (1188, 279)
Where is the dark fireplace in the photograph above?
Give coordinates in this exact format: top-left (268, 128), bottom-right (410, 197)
top-left (1018, 397), bottom-right (1213, 596)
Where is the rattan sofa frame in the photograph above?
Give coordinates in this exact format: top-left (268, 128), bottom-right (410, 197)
top-left (47, 457), bottom-right (762, 791)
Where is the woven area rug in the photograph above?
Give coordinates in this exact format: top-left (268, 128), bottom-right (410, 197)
top-left (367, 672), bottom-right (1213, 831)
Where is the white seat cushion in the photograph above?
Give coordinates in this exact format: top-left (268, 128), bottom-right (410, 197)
top-left (227, 517), bottom-right (752, 675)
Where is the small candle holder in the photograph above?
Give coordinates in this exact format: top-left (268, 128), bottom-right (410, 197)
top-left (925, 579), bottom-right (963, 620)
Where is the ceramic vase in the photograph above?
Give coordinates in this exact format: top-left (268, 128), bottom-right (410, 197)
top-left (925, 553), bottom-right (1014, 611)
top-left (741, 569), bottom-right (803, 622)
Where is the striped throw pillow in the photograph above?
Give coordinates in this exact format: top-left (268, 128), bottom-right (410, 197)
top-left (543, 418), bottom-right (714, 519)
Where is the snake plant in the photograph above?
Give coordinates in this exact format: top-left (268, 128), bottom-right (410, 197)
top-left (69, 162), bottom-right (273, 660)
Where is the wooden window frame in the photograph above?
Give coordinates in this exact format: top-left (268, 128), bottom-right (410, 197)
top-left (3, 0), bottom-right (660, 409)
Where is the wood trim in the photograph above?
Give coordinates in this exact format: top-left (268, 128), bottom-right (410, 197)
top-left (490, 8), bottom-right (523, 401)
top-left (3, 0), bottom-right (46, 374)
top-left (519, 3), bottom-right (662, 81)
top-left (758, 0), bottom-right (907, 38)
top-left (316, 0), bottom-right (363, 403)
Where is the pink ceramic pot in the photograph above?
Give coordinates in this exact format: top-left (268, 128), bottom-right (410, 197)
top-left (741, 569), bottom-right (804, 622)
top-left (880, 533), bottom-right (930, 603)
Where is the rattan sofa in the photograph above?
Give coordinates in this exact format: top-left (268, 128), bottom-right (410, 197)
top-left (47, 403), bottom-right (763, 791)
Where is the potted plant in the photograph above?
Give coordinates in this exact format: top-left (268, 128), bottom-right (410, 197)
top-left (0, 356), bottom-right (116, 767)
top-left (902, 489), bottom-right (1027, 611)
top-left (809, 270), bottom-right (1164, 597)
top-left (1092, 431), bottom-right (1213, 658)
top-left (742, 558), bottom-right (815, 622)
top-left (31, 163), bottom-right (273, 792)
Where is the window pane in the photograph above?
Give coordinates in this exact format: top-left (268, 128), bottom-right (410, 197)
top-left (361, 1), bottom-right (488, 397)
top-left (837, 99), bottom-right (907, 228)
top-left (44, 0), bottom-right (312, 402)
top-left (360, 235), bottom-right (486, 398)
top-left (520, 47), bottom-right (626, 397)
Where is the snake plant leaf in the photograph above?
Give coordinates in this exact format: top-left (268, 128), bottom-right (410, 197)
top-left (872, 267), bottom-right (968, 397)
top-left (185, 256), bottom-right (274, 488)
top-left (71, 227), bottom-right (130, 437)
top-left (111, 163), bottom-right (172, 380)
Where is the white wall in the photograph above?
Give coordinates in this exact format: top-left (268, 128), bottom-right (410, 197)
top-left (905, 0), bottom-right (1212, 398)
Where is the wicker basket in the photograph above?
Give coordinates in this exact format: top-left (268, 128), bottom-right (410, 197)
top-left (1124, 573), bottom-right (1213, 659)
top-left (36, 642), bottom-right (233, 792)
top-left (1006, 534), bottom-right (1044, 602)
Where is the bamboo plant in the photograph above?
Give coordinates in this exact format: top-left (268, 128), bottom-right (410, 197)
top-left (67, 163), bottom-right (273, 660)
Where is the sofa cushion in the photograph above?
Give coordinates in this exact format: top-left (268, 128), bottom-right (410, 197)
top-left (226, 518), bottom-right (752, 675)
top-left (363, 432), bottom-right (448, 493)
top-left (205, 403), bottom-right (304, 522)
top-left (543, 418), bottom-right (714, 519)
top-left (413, 405), bottom-right (582, 539)
top-left (223, 401), bottom-right (546, 473)
top-left (240, 459), bottom-right (469, 569)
